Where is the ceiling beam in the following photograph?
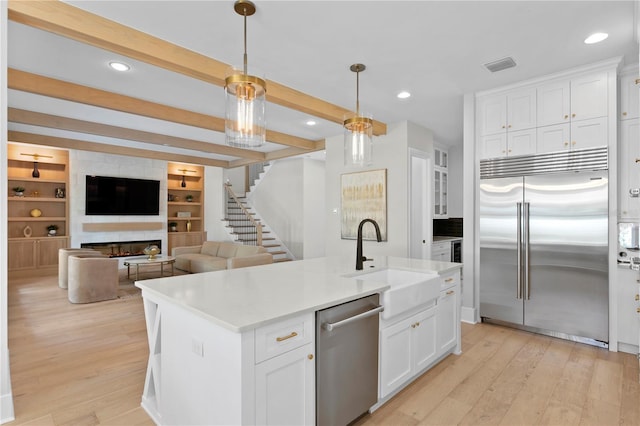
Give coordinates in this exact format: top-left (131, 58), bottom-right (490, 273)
top-left (228, 140), bottom-right (327, 168)
top-left (8, 68), bottom-right (316, 150)
top-left (8, 108), bottom-right (266, 161)
top-left (8, 131), bottom-right (230, 168)
top-left (8, 0), bottom-right (387, 136)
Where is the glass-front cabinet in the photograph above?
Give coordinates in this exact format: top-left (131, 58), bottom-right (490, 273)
top-left (434, 146), bottom-right (448, 218)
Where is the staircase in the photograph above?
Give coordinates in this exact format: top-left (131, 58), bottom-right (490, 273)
top-left (223, 183), bottom-right (292, 263)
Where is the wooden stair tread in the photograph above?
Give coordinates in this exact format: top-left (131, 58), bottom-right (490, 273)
top-left (274, 258), bottom-right (292, 263)
top-left (269, 251), bottom-right (287, 255)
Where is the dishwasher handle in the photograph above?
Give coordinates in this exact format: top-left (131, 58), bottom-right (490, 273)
top-left (322, 305), bottom-right (384, 331)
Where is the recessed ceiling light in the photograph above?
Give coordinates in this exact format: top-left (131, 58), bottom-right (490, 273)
top-left (306, 120), bottom-right (317, 126)
top-left (584, 32), bottom-right (608, 44)
top-left (109, 61), bottom-right (130, 72)
top-left (397, 91), bottom-right (411, 99)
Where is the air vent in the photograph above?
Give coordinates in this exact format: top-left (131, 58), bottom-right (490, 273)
top-left (484, 57), bottom-right (517, 73)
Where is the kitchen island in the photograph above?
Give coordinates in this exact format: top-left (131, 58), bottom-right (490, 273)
top-left (136, 256), bottom-right (461, 425)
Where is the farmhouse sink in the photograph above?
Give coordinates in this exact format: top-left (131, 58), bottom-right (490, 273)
top-left (348, 268), bottom-right (440, 320)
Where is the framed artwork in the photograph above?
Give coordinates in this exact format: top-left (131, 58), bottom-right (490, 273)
top-left (341, 169), bottom-right (387, 240)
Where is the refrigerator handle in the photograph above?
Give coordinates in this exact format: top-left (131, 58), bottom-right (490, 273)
top-left (516, 202), bottom-right (522, 300)
top-left (524, 202), bottom-right (530, 300)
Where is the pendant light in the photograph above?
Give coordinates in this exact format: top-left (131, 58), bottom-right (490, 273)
top-left (344, 64), bottom-right (373, 167)
top-left (225, 0), bottom-right (266, 148)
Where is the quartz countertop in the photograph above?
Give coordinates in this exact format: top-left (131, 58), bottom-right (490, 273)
top-left (135, 256), bottom-right (461, 333)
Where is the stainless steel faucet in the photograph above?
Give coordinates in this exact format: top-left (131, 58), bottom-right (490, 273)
top-left (356, 218), bottom-right (382, 270)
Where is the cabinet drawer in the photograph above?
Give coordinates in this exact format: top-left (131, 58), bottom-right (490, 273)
top-left (255, 313), bottom-right (313, 363)
top-left (440, 270), bottom-right (460, 291)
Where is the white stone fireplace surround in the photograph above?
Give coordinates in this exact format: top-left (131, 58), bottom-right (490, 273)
top-left (69, 151), bottom-right (168, 268)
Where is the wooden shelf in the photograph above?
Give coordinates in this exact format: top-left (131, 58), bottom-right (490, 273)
top-left (8, 197), bottom-right (66, 202)
top-left (168, 201), bottom-right (201, 206)
top-left (169, 217), bottom-right (202, 221)
top-left (8, 217), bottom-right (66, 222)
top-left (9, 177), bottom-right (67, 184)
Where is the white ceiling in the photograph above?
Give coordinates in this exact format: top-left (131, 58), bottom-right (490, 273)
top-left (7, 1), bottom-right (639, 164)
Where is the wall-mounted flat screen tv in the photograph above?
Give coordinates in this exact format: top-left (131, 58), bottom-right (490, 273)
top-left (86, 175), bottom-right (160, 216)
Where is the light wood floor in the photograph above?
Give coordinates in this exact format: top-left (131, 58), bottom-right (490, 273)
top-left (6, 273), bottom-right (640, 425)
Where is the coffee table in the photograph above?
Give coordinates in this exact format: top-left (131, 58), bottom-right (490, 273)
top-left (124, 255), bottom-right (176, 281)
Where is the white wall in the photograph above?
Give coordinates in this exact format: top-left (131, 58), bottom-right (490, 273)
top-left (447, 144), bottom-right (463, 218)
top-left (249, 157), bottom-right (327, 259)
top-left (69, 152), bottom-right (167, 265)
top-left (225, 166), bottom-right (246, 196)
top-left (0, 1), bottom-right (14, 422)
top-left (303, 159), bottom-right (326, 259)
top-left (325, 121), bottom-right (433, 260)
top-left (204, 166), bottom-right (230, 242)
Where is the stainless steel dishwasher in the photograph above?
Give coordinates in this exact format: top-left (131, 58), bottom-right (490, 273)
top-left (316, 293), bottom-right (383, 425)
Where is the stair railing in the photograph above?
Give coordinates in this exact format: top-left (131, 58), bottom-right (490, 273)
top-left (224, 183), bottom-right (263, 246)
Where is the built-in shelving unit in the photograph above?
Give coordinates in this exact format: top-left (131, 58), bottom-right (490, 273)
top-left (167, 162), bottom-right (206, 254)
top-left (7, 143), bottom-right (69, 275)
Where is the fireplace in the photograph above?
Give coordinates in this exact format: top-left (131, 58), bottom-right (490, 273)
top-left (81, 240), bottom-right (162, 258)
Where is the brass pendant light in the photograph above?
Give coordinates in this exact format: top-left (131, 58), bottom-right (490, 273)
top-left (225, 0), bottom-right (267, 148)
top-left (344, 64), bottom-right (373, 167)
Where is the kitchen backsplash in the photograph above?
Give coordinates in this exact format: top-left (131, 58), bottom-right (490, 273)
top-left (434, 218), bottom-right (463, 237)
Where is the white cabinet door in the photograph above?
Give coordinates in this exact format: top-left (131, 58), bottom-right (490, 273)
top-left (507, 128), bottom-right (537, 156)
top-left (412, 307), bottom-right (438, 372)
top-left (537, 123), bottom-right (570, 153)
top-left (570, 72), bottom-right (608, 121)
top-left (431, 241), bottom-right (451, 262)
top-left (619, 118), bottom-right (640, 219)
top-left (480, 133), bottom-right (507, 159)
top-left (255, 343), bottom-right (315, 426)
top-left (436, 288), bottom-right (458, 353)
top-left (379, 316), bottom-right (414, 398)
top-left (537, 80), bottom-right (571, 127)
top-left (478, 95), bottom-right (507, 136)
top-left (616, 267), bottom-right (640, 347)
top-left (570, 117), bottom-right (608, 150)
top-left (507, 88), bottom-right (537, 132)
top-left (620, 73), bottom-right (640, 120)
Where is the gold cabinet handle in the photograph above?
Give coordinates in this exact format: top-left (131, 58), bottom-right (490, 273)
top-left (635, 78), bottom-right (640, 85)
top-left (411, 324), bottom-right (416, 328)
top-left (635, 294), bottom-right (639, 301)
top-left (502, 125), bottom-right (506, 129)
top-left (572, 113), bottom-right (576, 118)
top-left (572, 141), bottom-right (576, 145)
top-left (636, 159), bottom-right (640, 163)
top-left (564, 142), bottom-right (569, 146)
top-left (415, 322), bottom-right (420, 327)
top-left (308, 354), bottom-right (314, 360)
top-left (508, 124), bottom-right (512, 128)
top-left (276, 331), bottom-right (298, 342)
top-left (446, 290), bottom-right (455, 295)
top-left (623, 112), bottom-right (628, 116)
top-left (564, 114), bottom-right (569, 119)
top-left (637, 308), bottom-right (640, 313)
top-left (445, 278), bottom-right (454, 283)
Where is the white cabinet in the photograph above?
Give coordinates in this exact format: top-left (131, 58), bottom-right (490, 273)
top-left (431, 241), bottom-right (451, 262)
top-left (478, 88), bottom-right (536, 136)
top-left (436, 287), bottom-right (457, 353)
top-left (616, 267), bottom-right (640, 351)
top-left (619, 118), bottom-right (640, 219)
top-left (570, 72), bottom-right (609, 122)
top-left (255, 343), bottom-right (315, 426)
top-left (537, 117), bottom-right (607, 154)
top-left (434, 146), bottom-right (448, 218)
top-left (378, 269), bottom-right (462, 401)
top-left (254, 313), bottom-right (315, 425)
top-left (379, 306), bottom-right (437, 398)
top-left (480, 129), bottom-right (537, 159)
top-left (620, 72), bottom-right (640, 120)
top-left (537, 80), bottom-right (571, 127)
top-left (537, 123), bottom-right (570, 153)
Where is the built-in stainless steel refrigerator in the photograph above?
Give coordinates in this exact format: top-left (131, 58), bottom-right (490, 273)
top-left (479, 149), bottom-right (609, 347)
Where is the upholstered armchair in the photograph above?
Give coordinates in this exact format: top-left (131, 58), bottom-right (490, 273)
top-left (58, 248), bottom-right (99, 289)
top-left (67, 254), bottom-right (119, 304)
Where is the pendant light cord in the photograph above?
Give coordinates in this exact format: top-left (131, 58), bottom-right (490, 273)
top-left (243, 11), bottom-right (248, 75)
top-left (355, 69), bottom-right (360, 115)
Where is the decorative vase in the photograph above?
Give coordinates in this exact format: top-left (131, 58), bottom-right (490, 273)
top-left (186, 220), bottom-right (192, 232)
top-left (29, 208), bottom-right (42, 217)
top-left (23, 226), bottom-right (32, 238)
top-left (48, 230), bottom-right (57, 236)
top-left (14, 191), bottom-right (24, 197)
top-left (143, 245), bottom-right (160, 260)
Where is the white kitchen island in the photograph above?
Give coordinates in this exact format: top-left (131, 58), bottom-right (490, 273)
top-left (136, 256), bottom-right (462, 425)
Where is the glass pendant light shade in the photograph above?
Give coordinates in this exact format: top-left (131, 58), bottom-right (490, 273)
top-left (344, 63), bottom-right (373, 166)
top-left (225, 68), bottom-right (267, 148)
top-left (225, 0), bottom-right (266, 149)
top-left (344, 114), bottom-right (373, 167)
